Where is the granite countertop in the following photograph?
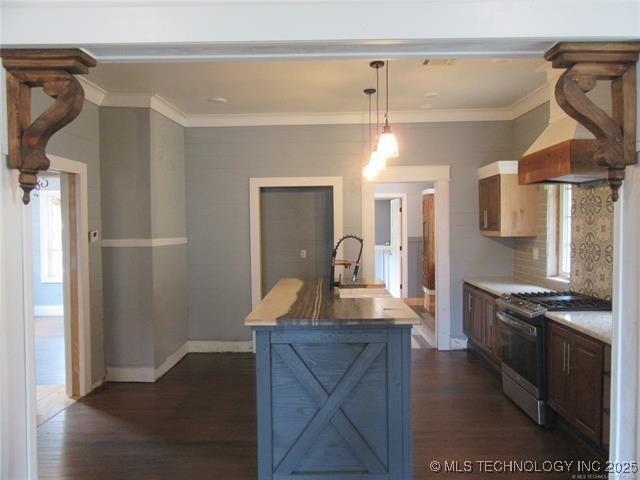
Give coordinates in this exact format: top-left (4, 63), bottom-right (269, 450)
top-left (245, 278), bottom-right (420, 327)
top-left (464, 276), bottom-right (612, 344)
top-left (463, 276), bottom-right (552, 297)
top-left (545, 311), bottom-right (612, 345)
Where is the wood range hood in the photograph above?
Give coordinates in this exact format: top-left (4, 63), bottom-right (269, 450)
top-left (519, 43), bottom-right (640, 201)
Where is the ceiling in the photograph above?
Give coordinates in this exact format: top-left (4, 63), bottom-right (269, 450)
top-left (86, 58), bottom-right (547, 116)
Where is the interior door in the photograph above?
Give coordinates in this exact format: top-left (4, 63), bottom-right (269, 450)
top-left (422, 193), bottom-right (435, 290)
top-left (388, 198), bottom-right (402, 298)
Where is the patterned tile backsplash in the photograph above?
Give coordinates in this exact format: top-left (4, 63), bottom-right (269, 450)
top-left (569, 184), bottom-right (614, 300)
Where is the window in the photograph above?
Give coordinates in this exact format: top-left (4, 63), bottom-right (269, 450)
top-left (39, 189), bottom-right (64, 283)
top-left (556, 185), bottom-right (572, 279)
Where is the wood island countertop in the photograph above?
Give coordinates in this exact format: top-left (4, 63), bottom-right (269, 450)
top-left (245, 277), bottom-right (421, 326)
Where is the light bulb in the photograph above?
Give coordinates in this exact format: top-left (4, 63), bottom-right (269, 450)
top-left (369, 150), bottom-right (386, 171)
top-left (363, 163), bottom-right (377, 181)
top-left (377, 125), bottom-right (399, 159)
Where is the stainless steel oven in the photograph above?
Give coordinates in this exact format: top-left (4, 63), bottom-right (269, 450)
top-left (496, 298), bottom-right (547, 426)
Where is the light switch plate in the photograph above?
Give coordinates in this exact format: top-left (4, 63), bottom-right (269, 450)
top-left (533, 247), bottom-right (539, 261)
top-left (300, 249), bottom-right (306, 259)
top-left (89, 230), bottom-right (100, 243)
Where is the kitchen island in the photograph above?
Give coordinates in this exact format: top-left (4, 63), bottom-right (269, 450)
top-left (245, 277), bottom-right (420, 480)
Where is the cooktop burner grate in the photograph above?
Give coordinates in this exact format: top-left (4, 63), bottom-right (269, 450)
top-left (513, 291), bottom-right (612, 312)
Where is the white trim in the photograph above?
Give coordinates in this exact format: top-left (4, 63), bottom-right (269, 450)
top-left (477, 160), bottom-right (519, 179)
top-left (46, 155), bottom-right (92, 397)
top-left (101, 237), bottom-right (188, 247)
top-left (33, 305), bottom-right (63, 317)
top-left (508, 81), bottom-right (549, 120)
top-left (374, 192), bottom-right (408, 299)
top-left (362, 166), bottom-right (452, 350)
top-left (250, 176), bottom-right (343, 308)
top-left (421, 188), bottom-right (435, 195)
top-left (188, 340), bottom-right (254, 353)
top-left (610, 165), bottom-right (640, 466)
top-left (101, 93), bottom-right (187, 126)
top-left (76, 76), bottom-right (107, 106)
top-left (450, 336), bottom-right (468, 350)
top-left (105, 340), bottom-right (253, 382)
top-left (154, 342), bottom-right (189, 380)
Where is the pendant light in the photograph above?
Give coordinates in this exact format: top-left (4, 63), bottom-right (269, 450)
top-left (369, 61), bottom-right (387, 170)
top-left (362, 87), bottom-right (382, 180)
top-left (376, 60), bottom-right (399, 159)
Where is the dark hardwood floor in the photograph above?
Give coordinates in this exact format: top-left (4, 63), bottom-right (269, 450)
top-left (38, 350), bottom-right (597, 479)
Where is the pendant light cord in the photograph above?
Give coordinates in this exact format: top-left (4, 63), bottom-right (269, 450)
top-left (385, 60), bottom-right (389, 125)
top-left (376, 64), bottom-right (380, 136)
top-left (368, 92), bottom-right (371, 151)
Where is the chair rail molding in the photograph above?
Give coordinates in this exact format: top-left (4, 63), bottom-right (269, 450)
top-left (0, 49), bottom-right (96, 204)
top-left (545, 42), bottom-right (640, 201)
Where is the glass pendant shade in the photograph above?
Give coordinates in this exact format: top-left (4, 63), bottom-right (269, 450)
top-left (369, 150), bottom-right (386, 171)
top-left (377, 124), bottom-right (399, 159)
top-left (363, 163), bottom-right (377, 181)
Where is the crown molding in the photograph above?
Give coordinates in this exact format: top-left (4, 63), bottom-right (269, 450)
top-left (77, 76), bottom-right (107, 106)
top-left (508, 81), bottom-right (549, 120)
top-left (85, 79), bottom-right (552, 128)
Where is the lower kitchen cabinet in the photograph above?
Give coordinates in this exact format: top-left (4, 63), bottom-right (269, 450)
top-left (463, 283), bottom-right (500, 365)
top-left (547, 322), bottom-right (608, 448)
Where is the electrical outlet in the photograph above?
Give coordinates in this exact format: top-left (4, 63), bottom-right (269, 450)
top-left (300, 249), bottom-right (306, 259)
top-left (533, 247), bottom-right (539, 261)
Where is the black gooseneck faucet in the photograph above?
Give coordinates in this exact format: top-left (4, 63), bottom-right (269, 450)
top-left (329, 235), bottom-right (364, 288)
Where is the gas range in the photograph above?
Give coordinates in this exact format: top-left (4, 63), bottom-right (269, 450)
top-left (496, 290), bottom-right (612, 319)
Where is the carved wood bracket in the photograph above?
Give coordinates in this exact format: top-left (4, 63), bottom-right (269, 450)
top-left (1, 49), bottom-right (96, 204)
top-left (545, 42), bottom-right (640, 201)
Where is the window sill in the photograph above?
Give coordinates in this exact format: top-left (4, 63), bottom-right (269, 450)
top-left (547, 276), bottom-right (570, 289)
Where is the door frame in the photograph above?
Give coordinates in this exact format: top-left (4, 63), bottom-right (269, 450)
top-left (35, 155), bottom-right (92, 397)
top-left (374, 193), bottom-right (408, 299)
top-left (249, 176), bottom-right (343, 308)
top-left (362, 166), bottom-right (451, 350)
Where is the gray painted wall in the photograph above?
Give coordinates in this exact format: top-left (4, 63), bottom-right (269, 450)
top-left (32, 91), bottom-right (105, 384)
top-left (186, 121), bottom-right (515, 341)
top-left (101, 108), bottom-right (187, 370)
top-left (375, 200), bottom-right (390, 246)
top-left (260, 186), bottom-right (333, 294)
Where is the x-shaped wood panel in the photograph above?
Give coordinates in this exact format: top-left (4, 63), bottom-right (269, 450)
top-left (273, 343), bottom-right (387, 475)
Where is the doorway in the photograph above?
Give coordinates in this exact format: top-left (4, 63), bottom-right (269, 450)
top-left (260, 186), bottom-right (334, 295)
top-left (32, 172), bottom-right (78, 425)
top-left (373, 193), bottom-right (406, 299)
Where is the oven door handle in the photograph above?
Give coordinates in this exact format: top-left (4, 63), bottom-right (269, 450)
top-left (497, 311), bottom-right (537, 338)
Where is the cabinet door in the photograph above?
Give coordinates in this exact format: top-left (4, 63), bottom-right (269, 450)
top-left (479, 175), bottom-right (501, 231)
top-left (471, 291), bottom-right (484, 344)
top-left (463, 285), bottom-right (472, 337)
top-left (569, 334), bottom-right (603, 443)
top-left (547, 323), bottom-right (571, 417)
top-left (483, 296), bottom-right (500, 356)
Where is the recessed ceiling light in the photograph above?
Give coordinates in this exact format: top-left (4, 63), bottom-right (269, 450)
top-left (420, 103), bottom-right (433, 110)
top-left (208, 97), bottom-right (228, 103)
top-left (423, 92), bottom-right (440, 98)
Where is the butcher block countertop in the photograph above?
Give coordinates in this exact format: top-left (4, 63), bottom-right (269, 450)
top-left (245, 277), bottom-right (420, 327)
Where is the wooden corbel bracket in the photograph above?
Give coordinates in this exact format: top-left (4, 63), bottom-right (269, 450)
top-left (1, 49), bottom-right (96, 204)
top-left (545, 42), bottom-right (640, 201)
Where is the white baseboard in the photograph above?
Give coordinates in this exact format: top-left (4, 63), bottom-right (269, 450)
top-left (449, 336), bottom-right (469, 350)
top-left (90, 378), bottom-right (104, 392)
top-left (188, 340), bottom-right (253, 353)
top-left (106, 340), bottom-right (253, 383)
top-left (155, 342), bottom-right (189, 380)
top-left (34, 305), bottom-right (63, 317)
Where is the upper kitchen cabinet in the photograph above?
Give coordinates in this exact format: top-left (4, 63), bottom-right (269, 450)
top-left (478, 161), bottom-right (537, 237)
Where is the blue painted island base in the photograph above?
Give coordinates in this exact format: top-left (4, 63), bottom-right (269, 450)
top-left (255, 326), bottom-right (413, 480)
